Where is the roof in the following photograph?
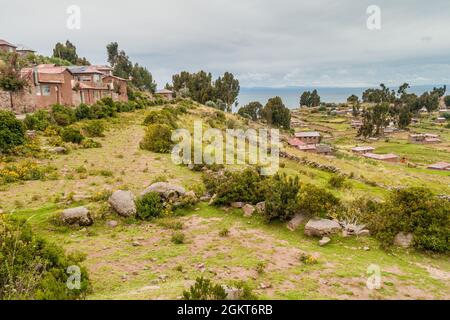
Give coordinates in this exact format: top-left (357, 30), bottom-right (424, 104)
top-left (287, 138), bottom-right (305, 146)
top-left (427, 162), bottom-right (450, 170)
top-left (16, 44), bottom-right (34, 52)
top-left (298, 144), bottom-right (317, 151)
top-left (0, 39), bottom-right (16, 47)
top-left (363, 153), bottom-right (399, 160)
top-left (68, 66), bottom-right (104, 75)
top-left (156, 89), bottom-right (174, 94)
top-left (316, 144), bottom-right (332, 153)
top-left (103, 74), bottom-right (128, 81)
top-left (92, 65), bottom-right (112, 71)
top-left (424, 138), bottom-right (441, 143)
top-left (352, 146), bottom-right (375, 152)
top-left (295, 131), bottom-right (321, 138)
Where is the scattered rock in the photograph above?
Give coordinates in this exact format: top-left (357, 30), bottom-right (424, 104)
top-left (258, 283), bottom-right (272, 289)
top-left (108, 190), bottom-right (136, 217)
top-left (107, 220), bottom-right (118, 228)
top-left (304, 218), bottom-right (341, 237)
top-left (158, 274), bottom-right (168, 281)
top-left (26, 130), bottom-right (37, 139)
top-left (357, 229), bottom-right (371, 237)
top-left (48, 146), bottom-right (67, 154)
top-left (255, 202), bottom-right (265, 214)
top-left (200, 195), bottom-right (211, 202)
top-left (61, 207), bottom-right (93, 226)
top-left (287, 214), bottom-right (307, 231)
top-left (231, 202), bottom-right (244, 208)
top-left (208, 194), bottom-right (217, 205)
top-left (141, 182), bottom-right (186, 200)
top-left (242, 204), bottom-right (255, 217)
top-left (363, 246), bottom-right (370, 251)
top-left (319, 237), bottom-right (331, 246)
top-left (185, 190), bottom-right (197, 199)
top-left (394, 232), bottom-right (413, 248)
top-left (132, 241), bottom-right (142, 247)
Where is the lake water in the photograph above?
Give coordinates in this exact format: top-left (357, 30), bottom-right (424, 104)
top-left (237, 85), bottom-right (440, 109)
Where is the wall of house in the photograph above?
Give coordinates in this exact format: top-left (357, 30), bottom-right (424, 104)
top-left (0, 88), bottom-right (36, 113)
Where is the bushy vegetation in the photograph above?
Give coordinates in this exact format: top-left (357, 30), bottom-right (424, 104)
top-left (0, 161), bottom-right (57, 184)
top-left (82, 120), bottom-right (105, 137)
top-left (369, 187), bottom-right (449, 253)
top-left (140, 124), bottom-right (173, 153)
top-left (204, 168), bottom-right (267, 205)
top-left (0, 216), bottom-right (90, 300)
top-left (61, 127), bottom-right (84, 144)
top-left (136, 192), bottom-right (165, 220)
top-left (264, 174), bottom-right (301, 222)
top-left (183, 277), bottom-right (227, 300)
top-left (260, 96), bottom-right (291, 129)
top-left (143, 109), bottom-right (178, 128)
top-left (0, 110), bottom-right (25, 153)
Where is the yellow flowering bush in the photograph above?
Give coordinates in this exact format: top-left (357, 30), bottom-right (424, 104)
top-left (0, 161), bottom-right (57, 184)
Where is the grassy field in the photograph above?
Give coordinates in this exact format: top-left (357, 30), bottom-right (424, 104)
top-left (1, 104), bottom-right (449, 300)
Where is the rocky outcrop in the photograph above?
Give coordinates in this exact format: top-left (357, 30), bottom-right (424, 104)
top-left (394, 232), bottom-right (413, 248)
top-left (61, 207), bottom-right (93, 226)
top-left (304, 218), bottom-right (341, 237)
top-left (108, 190), bottom-right (136, 217)
top-left (287, 214), bottom-right (307, 231)
top-left (141, 182), bottom-right (186, 200)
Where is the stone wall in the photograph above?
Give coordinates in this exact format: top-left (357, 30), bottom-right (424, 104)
top-left (0, 88), bottom-right (36, 114)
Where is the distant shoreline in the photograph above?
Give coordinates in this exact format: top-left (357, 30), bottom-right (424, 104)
top-left (237, 85), bottom-right (447, 108)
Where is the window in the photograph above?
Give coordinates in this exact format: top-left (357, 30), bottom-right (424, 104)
top-left (93, 74), bottom-right (101, 83)
top-left (36, 85), bottom-right (41, 96)
top-left (42, 85), bottom-right (51, 96)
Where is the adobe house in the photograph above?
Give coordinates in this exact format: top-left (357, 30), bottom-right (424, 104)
top-left (102, 75), bottom-right (128, 102)
top-left (362, 153), bottom-right (399, 163)
top-left (69, 66), bottom-right (113, 105)
top-left (156, 88), bottom-right (174, 100)
top-left (298, 144), bottom-right (317, 153)
top-left (436, 117), bottom-right (446, 124)
top-left (351, 146), bottom-right (375, 154)
top-left (427, 162), bottom-right (450, 171)
top-left (0, 39), bottom-right (16, 53)
top-left (316, 144), bottom-right (333, 155)
top-left (294, 131), bottom-right (322, 144)
top-left (16, 44), bottom-right (35, 56)
top-left (409, 133), bottom-right (441, 144)
top-left (20, 65), bottom-right (74, 110)
top-left (287, 137), bottom-right (305, 147)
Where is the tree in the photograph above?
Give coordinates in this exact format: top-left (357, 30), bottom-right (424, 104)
top-left (214, 72), bottom-right (240, 112)
top-left (419, 92), bottom-right (439, 113)
top-left (237, 101), bottom-right (263, 121)
top-left (52, 40), bottom-right (90, 65)
top-left (131, 63), bottom-right (156, 93)
top-left (299, 90), bottom-right (320, 107)
top-left (0, 53), bottom-right (27, 110)
top-left (261, 96), bottom-right (291, 128)
top-left (0, 110), bottom-right (26, 153)
top-left (357, 103), bottom-right (390, 137)
top-left (347, 94), bottom-right (359, 104)
top-left (398, 106), bottom-right (412, 129)
top-left (106, 42), bottom-right (119, 67)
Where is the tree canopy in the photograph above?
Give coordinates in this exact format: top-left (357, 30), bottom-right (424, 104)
top-left (52, 40), bottom-right (90, 65)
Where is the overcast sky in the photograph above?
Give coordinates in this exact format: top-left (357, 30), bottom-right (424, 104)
top-left (2, 0), bottom-right (450, 88)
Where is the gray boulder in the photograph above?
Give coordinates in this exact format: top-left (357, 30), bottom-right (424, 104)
top-left (393, 232), bottom-right (413, 248)
top-left (304, 218), bottom-right (341, 237)
top-left (61, 207), bottom-right (93, 226)
top-left (287, 214), bottom-right (307, 231)
top-left (242, 204), bottom-right (255, 217)
top-left (319, 237), bottom-right (331, 246)
top-left (231, 202), bottom-right (244, 208)
top-left (255, 202), bottom-right (265, 214)
top-left (141, 182), bottom-right (186, 200)
top-left (108, 190), bottom-right (136, 217)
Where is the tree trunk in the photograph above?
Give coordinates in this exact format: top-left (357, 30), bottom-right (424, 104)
top-left (9, 92), bottom-right (14, 111)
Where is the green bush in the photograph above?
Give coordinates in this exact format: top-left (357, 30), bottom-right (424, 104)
top-left (370, 187), bottom-right (449, 253)
top-left (61, 127), bottom-right (84, 144)
top-left (81, 138), bottom-right (102, 149)
top-left (143, 109), bottom-right (178, 128)
top-left (24, 110), bottom-right (52, 131)
top-left (205, 168), bottom-right (267, 205)
top-left (297, 184), bottom-right (341, 219)
top-left (183, 277), bottom-right (227, 300)
top-left (264, 173), bottom-right (301, 222)
top-left (171, 231), bottom-right (185, 244)
top-left (0, 111), bottom-right (26, 153)
top-left (140, 124), bottom-right (173, 153)
top-left (328, 174), bottom-right (346, 189)
top-left (51, 104), bottom-right (76, 126)
top-left (136, 192), bottom-right (165, 220)
top-left (83, 120), bottom-right (105, 137)
top-left (74, 104), bottom-right (91, 120)
top-left (0, 216), bottom-right (90, 300)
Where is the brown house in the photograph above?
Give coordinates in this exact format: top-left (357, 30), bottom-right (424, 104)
top-left (427, 162), bottom-right (450, 171)
top-left (351, 146), bottom-right (375, 154)
top-left (102, 75), bottom-right (128, 102)
top-left (156, 88), bottom-right (174, 100)
top-left (409, 133), bottom-right (441, 144)
top-left (0, 39), bottom-right (16, 53)
top-left (16, 44), bottom-right (35, 56)
top-left (363, 153), bottom-right (399, 163)
top-left (294, 131), bottom-right (322, 144)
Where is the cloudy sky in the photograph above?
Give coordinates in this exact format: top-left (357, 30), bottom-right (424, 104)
top-left (2, 0), bottom-right (450, 88)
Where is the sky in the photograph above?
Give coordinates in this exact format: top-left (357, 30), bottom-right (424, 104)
top-left (1, 0), bottom-right (450, 89)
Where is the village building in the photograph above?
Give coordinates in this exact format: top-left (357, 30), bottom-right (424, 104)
top-left (294, 131), bottom-right (321, 144)
top-left (316, 144), bottom-right (333, 155)
top-left (409, 133), bottom-right (441, 144)
top-left (298, 144), bottom-right (317, 152)
top-left (156, 88), bottom-right (174, 100)
top-left (363, 153), bottom-right (399, 163)
top-left (351, 146), bottom-right (375, 154)
top-left (435, 117), bottom-right (446, 124)
top-left (0, 39), bottom-right (16, 53)
top-left (16, 44), bottom-right (35, 56)
top-left (287, 137), bottom-right (305, 147)
top-left (427, 162), bottom-right (450, 171)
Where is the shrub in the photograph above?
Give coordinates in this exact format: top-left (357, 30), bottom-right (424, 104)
top-left (51, 104), bottom-right (76, 126)
top-left (264, 173), bottom-right (301, 222)
top-left (61, 127), bottom-right (84, 144)
top-left (219, 228), bottom-right (229, 237)
top-left (136, 192), bottom-right (165, 220)
top-left (183, 277), bottom-right (227, 300)
top-left (171, 231), bottom-right (185, 244)
top-left (81, 139), bottom-right (102, 149)
top-left (24, 110), bottom-right (52, 131)
top-left (83, 120), bottom-right (105, 137)
top-left (140, 124), bottom-right (173, 153)
top-left (328, 174), bottom-right (346, 189)
top-left (74, 103), bottom-right (91, 120)
top-left (0, 110), bottom-right (25, 153)
top-left (143, 109), bottom-right (178, 128)
top-left (0, 216), bottom-right (90, 299)
top-left (297, 184), bottom-right (341, 219)
top-left (205, 168), bottom-right (267, 205)
top-left (369, 187), bottom-right (449, 252)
